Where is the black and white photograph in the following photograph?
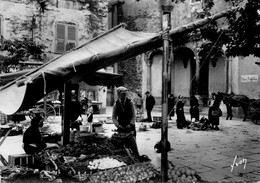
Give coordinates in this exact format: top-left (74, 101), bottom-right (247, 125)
top-left (0, 0), bottom-right (259, 182)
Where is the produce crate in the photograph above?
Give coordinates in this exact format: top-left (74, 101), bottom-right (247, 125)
top-left (153, 116), bottom-right (162, 122)
top-left (8, 154), bottom-right (35, 168)
top-left (92, 122), bottom-right (104, 133)
top-left (93, 126), bottom-right (104, 133)
top-left (80, 125), bottom-right (89, 131)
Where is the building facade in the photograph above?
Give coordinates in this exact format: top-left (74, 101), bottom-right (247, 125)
top-left (109, 0), bottom-right (260, 109)
top-left (0, 0), bottom-right (110, 113)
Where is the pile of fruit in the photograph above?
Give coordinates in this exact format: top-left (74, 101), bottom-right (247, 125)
top-left (167, 163), bottom-right (201, 183)
top-left (88, 162), bottom-right (160, 183)
top-left (87, 157), bottom-right (126, 170)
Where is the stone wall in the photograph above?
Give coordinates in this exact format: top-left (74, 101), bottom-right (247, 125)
top-left (0, 0), bottom-right (108, 55)
top-left (0, 0), bottom-right (109, 113)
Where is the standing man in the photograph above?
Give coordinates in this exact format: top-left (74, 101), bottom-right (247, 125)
top-left (112, 86), bottom-right (139, 155)
top-left (69, 90), bottom-right (83, 131)
top-left (145, 91), bottom-right (155, 122)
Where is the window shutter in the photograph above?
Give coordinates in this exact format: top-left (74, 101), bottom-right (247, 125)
top-left (57, 23), bottom-right (65, 39)
top-left (55, 23), bottom-right (77, 53)
top-left (56, 23), bottom-right (65, 53)
top-left (56, 41), bottom-right (65, 53)
top-left (67, 25), bottom-right (76, 41)
top-left (66, 25), bottom-right (76, 51)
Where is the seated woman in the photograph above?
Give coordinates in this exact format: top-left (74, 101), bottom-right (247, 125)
top-left (23, 115), bottom-right (58, 154)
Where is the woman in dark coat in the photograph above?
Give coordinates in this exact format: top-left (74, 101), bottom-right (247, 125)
top-left (176, 95), bottom-right (187, 129)
top-left (168, 94), bottom-right (175, 120)
top-left (208, 93), bottom-right (222, 130)
top-left (69, 90), bottom-right (83, 131)
top-left (190, 95), bottom-right (200, 121)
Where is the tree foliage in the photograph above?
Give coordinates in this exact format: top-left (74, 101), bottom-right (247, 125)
top-left (225, 0), bottom-right (260, 57)
top-left (173, 0), bottom-right (260, 59)
top-left (0, 37), bottom-right (46, 73)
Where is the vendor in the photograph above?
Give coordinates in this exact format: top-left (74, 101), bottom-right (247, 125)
top-left (23, 115), bottom-right (58, 154)
top-left (69, 90), bottom-right (83, 131)
top-left (112, 86), bottom-right (139, 155)
top-left (23, 115), bottom-right (46, 154)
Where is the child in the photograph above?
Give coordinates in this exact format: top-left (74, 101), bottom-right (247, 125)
top-left (86, 100), bottom-right (93, 132)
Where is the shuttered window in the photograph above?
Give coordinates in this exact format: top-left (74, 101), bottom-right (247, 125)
top-left (55, 22), bottom-right (77, 53)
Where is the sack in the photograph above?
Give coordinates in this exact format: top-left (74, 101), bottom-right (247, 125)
top-left (212, 108), bottom-right (222, 117)
top-left (151, 121), bottom-right (161, 129)
top-left (154, 140), bottom-right (171, 153)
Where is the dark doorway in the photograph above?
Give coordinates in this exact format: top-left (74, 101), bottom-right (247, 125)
top-left (198, 60), bottom-right (209, 99)
top-left (106, 86), bottom-right (114, 106)
top-left (175, 47), bottom-right (197, 96)
top-left (190, 56), bottom-right (197, 96)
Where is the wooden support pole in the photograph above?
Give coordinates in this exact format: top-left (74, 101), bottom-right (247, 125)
top-left (161, 27), bottom-right (170, 182)
top-left (62, 83), bottom-right (71, 145)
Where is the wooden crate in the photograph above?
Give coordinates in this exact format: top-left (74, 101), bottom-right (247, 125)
top-left (8, 154), bottom-right (35, 168)
top-left (153, 116), bottom-right (162, 122)
top-left (94, 126), bottom-right (104, 133)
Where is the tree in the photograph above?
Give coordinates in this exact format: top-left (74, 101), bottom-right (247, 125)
top-left (172, 0), bottom-right (260, 58)
top-left (0, 37), bottom-right (46, 73)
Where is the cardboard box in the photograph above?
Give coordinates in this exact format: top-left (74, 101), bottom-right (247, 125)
top-left (8, 154), bottom-right (35, 168)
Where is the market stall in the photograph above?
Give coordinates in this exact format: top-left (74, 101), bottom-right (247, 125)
top-left (0, 133), bottom-right (158, 182)
top-left (0, 8), bottom-right (236, 182)
top-left (0, 131), bottom-right (202, 183)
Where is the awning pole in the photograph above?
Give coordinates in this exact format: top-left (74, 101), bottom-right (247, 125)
top-left (43, 96), bottom-right (47, 121)
top-left (161, 27), bottom-right (170, 182)
top-left (62, 83), bottom-right (71, 145)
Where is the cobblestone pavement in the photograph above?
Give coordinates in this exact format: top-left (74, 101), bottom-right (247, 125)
top-left (0, 106), bottom-right (260, 183)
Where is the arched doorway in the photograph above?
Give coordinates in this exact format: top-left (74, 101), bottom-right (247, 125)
top-left (198, 57), bottom-right (209, 98)
top-left (173, 47), bottom-right (196, 97)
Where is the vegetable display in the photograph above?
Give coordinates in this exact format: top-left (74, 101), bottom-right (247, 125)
top-left (0, 165), bottom-right (39, 180)
top-left (0, 132), bottom-right (202, 182)
top-left (87, 157), bottom-right (126, 170)
top-left (88, 162), bottom-right (160, 183)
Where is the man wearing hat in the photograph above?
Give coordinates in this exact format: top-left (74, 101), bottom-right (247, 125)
top-left (145, 91), bottom-right (155, 122)
top-left (112, 86), bottom-right (139, 155)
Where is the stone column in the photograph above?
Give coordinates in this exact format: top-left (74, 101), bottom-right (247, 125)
top-left (145, 58), bottom-right (153, 92)
top-left (194, 47), bottom-right (203, 108)
top-left (195, 48), bottom-right (200, 95)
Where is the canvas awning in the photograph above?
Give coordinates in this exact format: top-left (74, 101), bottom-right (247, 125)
top-left (0, 25), bottom-right (160, 115)
top-left (0, 69), bottom-right (122, 87)
top-left (0, 8), bottom-right (236, 115)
